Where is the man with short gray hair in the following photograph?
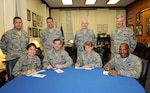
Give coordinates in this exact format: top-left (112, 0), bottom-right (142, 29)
top-left (74, 19), bottom-right (96, 56)
top-left (111, 15), bottom-right (137, 57)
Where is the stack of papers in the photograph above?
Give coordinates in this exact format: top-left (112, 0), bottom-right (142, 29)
top-left (54, 69), bottom-right (64, 73)
top-left (75, 67), bottom-right (93, 70)
top-left (103, 70), bottom-right (109, 75)
top-left (26, 70), bottom-right (46, 78)
top-left (75, 66), bottom-right (84, 69)
top-left (31, 74), bottom-right (46, 78)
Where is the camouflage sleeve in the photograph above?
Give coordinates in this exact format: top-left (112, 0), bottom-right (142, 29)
top-left (92, 32), bottom-right (96, 46)
top-left (88, 53), bottom-right (102, 68)
top-left (105, 57), bottom-right (116, 69)
top-left (1, 34), bottom-right (8, 54)
top-left (59, 30), bottom-right (63, 43)
top-left (118, 57), bottom-right (142, 79)
top-left (40, 32), bottom-right (45, 47)
top-left (76, 54), bottom-right (83, 66)
top-left (74, 32), bottom-right (78, 46)
top-left (42, 52), bottom-right (51, 69)
top-left (26, 33), bottom-right (30, 45)
top-left (128, 30), bottom-right (137, 52)
top-left (61, 51), bottom-right (73, 68)
top-left (12, 58), bottom-right (23, 77)
top-left (110, 31), bottom-right (115, 44)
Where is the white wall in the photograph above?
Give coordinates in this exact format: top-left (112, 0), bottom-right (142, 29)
top-left (51, 8), bottom-right (126, 41)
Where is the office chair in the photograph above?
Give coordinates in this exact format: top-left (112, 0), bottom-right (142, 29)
top-left (137, 58), bottom-right (149, 88)
top-left (6, 57), bottom-right (19, 81)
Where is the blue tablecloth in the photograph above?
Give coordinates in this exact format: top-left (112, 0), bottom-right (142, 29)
top-left (0, 67), bottom-right (146, 93)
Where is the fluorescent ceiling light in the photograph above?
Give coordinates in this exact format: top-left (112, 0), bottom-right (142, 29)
top-left (62, 0), bottom-right (72, 5)
top-left (85, 0), bottom-right (96, 5)
top-left (107, 0), bottom-right (120, 4)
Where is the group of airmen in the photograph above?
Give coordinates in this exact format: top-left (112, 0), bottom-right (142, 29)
top-left (0, 15), bottom-right (142, 79)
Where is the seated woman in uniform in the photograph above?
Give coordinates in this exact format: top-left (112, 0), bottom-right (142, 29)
top-left (12, 43), bottom-right (41, 77)
top-left (75, 41), bottom-right (102, 68)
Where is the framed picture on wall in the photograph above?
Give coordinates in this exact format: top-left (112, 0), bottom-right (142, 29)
top-left (136, 25), bottom-right (142, 36)
top-left (146, 17), bottom-right (150, 36)
top-left (97, 24), bottom-right (102, 33)
top-left (32, 28), bottom-right (38, 37)
top-left (28, 27), bottom-right (32, 37)
top-left (27, 9), bottom-right (31, 21)
top-left (136, 12), bottom-right (140, 24)
top-left (128, 11), bottom-right (133, 19)
top-left (128, 25), bottom-right (134, 31)
top-left (32, 12), bottom-right (37, 27)
top-left (37, 16), bottom-right (43, 27)
top-left (38, 29), bottom-right (42, 37)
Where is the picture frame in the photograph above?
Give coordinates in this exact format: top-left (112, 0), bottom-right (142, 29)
top-left (103, 24), bottom-right (108, 32)
top-left (97, 24), bottom-right (102, 33)
top-left (128, 25), bottom-right (134, 31)
top-left (37, 16), bottom-right (43, 27)
top-left (146, 17), bottom-right (150, 36)
top-left (32, 28), bottom-right (38, 37)
top-left (38, 29), bottom-right (42, 37)
top-left (28, 27), bottom-right (32, 37)
top-left (27, 9), bottom-right (31, 21)
top-left (128, 19), bottom-right (133, 25)
top-left (32, 12), bottom-right (37, 27)
top-left (136, 25), bottom-right (142, 36)
top-left (128, 11), bottom-right (133, 19)
top-left (136, 12), bottom-right (140, 24)
top-left (97, 24), bottom-right (108, 33)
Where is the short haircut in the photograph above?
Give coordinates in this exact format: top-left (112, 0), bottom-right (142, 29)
top-left (116, 15), bottom-right (124, 20)
top-left (120, 43), bottom-right (129, 49)
top-left (13, 17), bottom-right (22, 23)
top-left (83, 41), bottom-right (93, 49)
top-left (47, 17), bottom-right (53, 21)
top-left (53, 38), bottom-right (62, 44)
top-left (26, 43), bottom-right (36, 50)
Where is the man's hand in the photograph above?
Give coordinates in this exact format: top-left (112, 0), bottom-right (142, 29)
top-left (75, 63), bottom-right (80, 67)
top-left (104, 65), bottom-right (110, 71)
top-left (23, 70), bottom-right (34, 75)
top-left (47, 65), bottom-right (52, 69)
top-left (83, 65), bottom-right (90, 68)
top-left (108, 70), bottom-right (118, 76)
top-left (55, 64), bottom-right (63, 69)
top-left (31, 69), bottom-right (36, 73)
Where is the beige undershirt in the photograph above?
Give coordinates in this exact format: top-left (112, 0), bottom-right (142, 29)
top-left (17, 31), bottom-right (21, 36)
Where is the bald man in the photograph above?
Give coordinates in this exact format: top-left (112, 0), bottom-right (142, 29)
top-left (111, 15), bottom-right (137, 57)
top-left (104, 43), bottom-right (142, 79)
top-left (74, 19), bottom-right (96, 56)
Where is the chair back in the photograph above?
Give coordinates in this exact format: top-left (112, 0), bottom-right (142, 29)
top-left (6, 58), bottom-right (19, 81)
top-left (137, 58), bottom-right (149, 87)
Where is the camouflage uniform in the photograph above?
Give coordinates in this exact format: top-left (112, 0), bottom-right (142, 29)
top-left (76, 51), bottom-right (102, 68)
top-left (1, 28), bottom-right (29, 60)
top-left (105, 53), bottom-right (142, 79)
top-left (42, 49), bottom-right (73, 69)
top-left (40, 28), bottom-right (63, 52)
top-left (12, 54), bottom-right (41, 77)
top-left (111, 27), bottom-right (137, 56)
top-left (74, 29), bottom-right (96, 55)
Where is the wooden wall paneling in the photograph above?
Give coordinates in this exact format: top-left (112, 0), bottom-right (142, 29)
top-left (126, 0), bottom-right (150, 46)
